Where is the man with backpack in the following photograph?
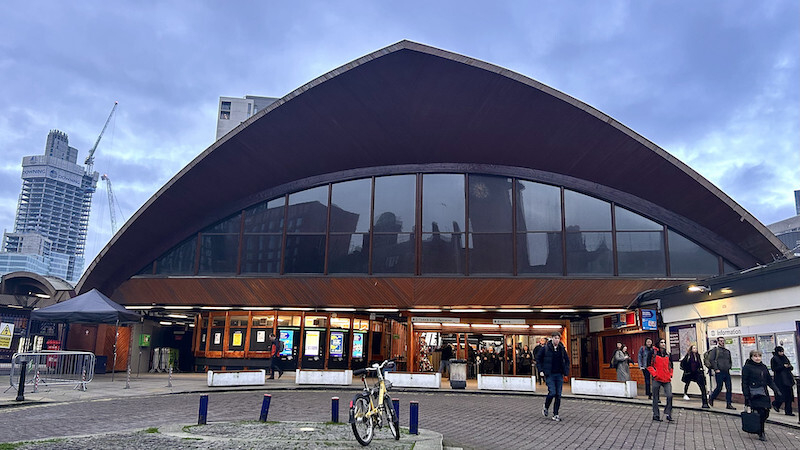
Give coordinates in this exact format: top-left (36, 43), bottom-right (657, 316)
top-left (268, 332), bottom-right (284, 379)
top-left (706, 337), bottom-right (735, 410)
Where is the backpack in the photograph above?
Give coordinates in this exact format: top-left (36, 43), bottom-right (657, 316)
top-left (703, 348), bottom-right (714, 369)
top-left (275, 338), bottom-right (285, 353)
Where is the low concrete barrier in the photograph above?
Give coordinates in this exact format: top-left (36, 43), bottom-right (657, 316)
top-left (477, 374), bottom-right (536, 392)
top-left (295, 369), bottom-right (353, 385)
top-left (207, 369), bottom-right (265, 387)
top-left (571, 378), bottom-right (637, 398)
top-left (386, 372), bottom-right (441, 388)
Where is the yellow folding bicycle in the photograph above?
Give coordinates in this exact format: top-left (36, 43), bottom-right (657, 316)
top-left (348, 359), bottom-right (400, 445)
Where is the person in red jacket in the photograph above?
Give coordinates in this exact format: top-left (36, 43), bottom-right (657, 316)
top-left (648, 338), bottom-right (674, 422)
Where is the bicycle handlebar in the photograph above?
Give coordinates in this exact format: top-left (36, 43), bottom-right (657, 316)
top-left (353, 359), bottom-right (397, 376)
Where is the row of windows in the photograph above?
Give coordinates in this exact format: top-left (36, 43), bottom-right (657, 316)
top-left (142, 174), bottom-right (733, 277)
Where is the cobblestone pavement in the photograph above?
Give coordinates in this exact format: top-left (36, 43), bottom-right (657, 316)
top-left (1, 390), bottom-right (799, 449)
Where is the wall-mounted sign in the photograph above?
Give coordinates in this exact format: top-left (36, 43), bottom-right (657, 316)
top-left (279, 330), bottom-right (294, 356)
top-left (232, 330), bottom-right (243, 347)
top-left (493, 319), bottom-right (526, 325)
top-left (305, 330), bottom-right (320, 356)
top-left (0, 323), bottom-right (14, 349)
top-left (411, 317), bottom-right (459, 323)
top-left (352, 333), bottom-right (364, 358)
top-left (330, 332), bottom-right (344, 358)
top-left (640, 309), bottom-right (657, 331)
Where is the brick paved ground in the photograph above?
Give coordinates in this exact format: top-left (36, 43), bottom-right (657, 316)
top-left (1, 390), bottom-right (798, 449)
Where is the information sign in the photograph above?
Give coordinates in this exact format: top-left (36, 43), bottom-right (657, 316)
top-left (330, 332), bottom-right (344, 357)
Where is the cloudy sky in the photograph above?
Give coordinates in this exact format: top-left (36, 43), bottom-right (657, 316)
top-left (1, 1), bottom-right (798, 278)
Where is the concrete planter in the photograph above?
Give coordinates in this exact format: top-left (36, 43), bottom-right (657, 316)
top-left (477, 374), bottom-right (536, 392)
top-left (571, 378), bottom-right (637, 398)
top-left (385, 372), bottom-right (441, 388)
top-left (295, 369), bottom-right (353, 385)
top-left (207, 369), bottom-right (265, 387)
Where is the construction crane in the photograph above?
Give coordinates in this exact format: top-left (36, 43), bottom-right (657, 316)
top-left (84, 101), bottom-right (118, 174)
top-left (101, 174), bottom-right (125, 234)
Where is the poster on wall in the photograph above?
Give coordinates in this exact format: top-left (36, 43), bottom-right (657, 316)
top-left (213, 332), bottom-right (222, 345)
top-left (256, 330), bottom-right (266, 343)
top-left (330, 332), bottom-right (344, 358)
top-left (741, 336), bottom-right (757, 363)
top-left (640, 309), bottom-right (658, 331)
top-left (776, 332), bottom-right (799, 376)
top-left (232, 331), bottom-right (243, 347)
top-left (668, 324), bottom-right (695, 361)
top-left (352, 333), bottom-right (364, 358)
top-left (305, 330), bottom-right (320, 356)
top-left (757, 335), bottom-right (776, 355)
top-left (279, 330), bottom-right (294, 356)
top-left (0, 323), bottom-right (13, 349)
top-left (727, 337), bottom-right (742, 374)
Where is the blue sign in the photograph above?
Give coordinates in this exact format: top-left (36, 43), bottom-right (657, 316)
top-left (641, 309), bottom-right (658, 331)
top-left (279, 330), bottom-right (294, 356)
top-left (330, 332), bottom-right (344, 358)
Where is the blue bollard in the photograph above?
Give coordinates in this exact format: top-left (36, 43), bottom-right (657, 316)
top-left (260, 394), bottom-right (272, 422)
top-left (331, 397), bottom-right (339, 423)
top-left (392, 398), bottom-right (400, 421)
top-left (198, 395), bottom-right (209, 425)
top-left (409, 401), bottom-right (419, 435)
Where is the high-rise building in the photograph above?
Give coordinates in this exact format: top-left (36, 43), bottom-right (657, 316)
top-left (1, 130), bottom-right (99, 282)
top-left (216, 95), bottom-right (278, 141)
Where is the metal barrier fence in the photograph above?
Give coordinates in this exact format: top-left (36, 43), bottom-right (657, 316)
top-left (9, 351), bottom-right (95, 391)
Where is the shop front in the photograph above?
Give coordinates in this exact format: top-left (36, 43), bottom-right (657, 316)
top-left (588, 309), bottom-right (661, 382)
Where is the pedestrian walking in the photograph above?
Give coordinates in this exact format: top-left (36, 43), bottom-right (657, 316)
top-left (536, 332), bottom-right (570, 422)
top-left (267, 333), bottom-right (284, 379)
top-left (638, 338), bottom-right (655, 399)
top-left (679, 345), bottom-right (709, 408)
top-left (519, 345), bottom-right (533, 375)
top-left (648, 338), bottom-right (674, 422)
top-left (706, 337), bottom-right (736, 410)
top-left (438, 343), bottom-right (454, 377)
top-left (533, 337), bottom-right (548, 385)
top-left (612, 344), bottom-right (632, 381)
top-left (743, 350), bottom-right (782, 441)
top-left (770, 346), bottom-right (795, 416)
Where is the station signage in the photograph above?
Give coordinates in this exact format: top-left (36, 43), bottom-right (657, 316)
top-left (640, 309), bottom-right (657, 331)
top-left (411, 317), bottom-right (459, 323)
top-left (493, 319), bottom-right (526, 325)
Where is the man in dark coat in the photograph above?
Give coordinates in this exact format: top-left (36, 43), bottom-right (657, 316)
top-left (268, 333), bottom-right (284, 379)
top-left (533, 337), bottom-right (548, 385)
top-left (707, 337), bottom-right (735, 409)
top-left (536, 332), bottom-right (570, 422)
top-left (770, 346), bottom-right (795, 416)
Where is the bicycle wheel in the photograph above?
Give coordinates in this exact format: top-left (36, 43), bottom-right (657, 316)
top-left (351, 395), bottom-right (374, 446)
top-left (384, 395), bottom-right (400, 440)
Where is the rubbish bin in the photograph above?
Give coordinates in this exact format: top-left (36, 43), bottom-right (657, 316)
top-left (95, 355), bottom-right (108, 374)
top-left (449, 359), bottom-right (467, 389)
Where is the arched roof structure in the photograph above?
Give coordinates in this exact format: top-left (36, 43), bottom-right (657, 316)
top-left (1, 271), bottom-right (74, 306)
top-left (77, 40), bottom-right (785, 304)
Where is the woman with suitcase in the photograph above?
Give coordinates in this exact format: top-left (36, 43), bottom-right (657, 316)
top-left (742, 350), bottom-right (782, 441)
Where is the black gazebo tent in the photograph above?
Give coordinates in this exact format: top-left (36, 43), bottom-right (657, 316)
top-left (30, 288), bottom-right (140, 384)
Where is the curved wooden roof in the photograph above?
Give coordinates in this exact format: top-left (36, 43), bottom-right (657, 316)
top-left (77, 40), bottom-right (785, 296)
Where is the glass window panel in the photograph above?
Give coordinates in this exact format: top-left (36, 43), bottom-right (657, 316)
top-left (353, 319), bottom-right (369, 331)
top-left (516, 181), bottom-right (561, 232)
top-left (374, 175), bottom-right (416, 233)
top-left (468, 175), bottom-right (512, 233)
top-left (229, 315), bottom-right (248, 327)
top-left (614, 206), bottom-right (662, 231)
top-left (616, 231), bottom-right (666, 276)
top-left (211, 315), bottom-right (226, 327)
top-left (204, 213), bottom-right (241, 234)
top-left (517, 232), bottom-right (563, 274)
top-left (331, 179), bottom-right (371, 232)
top-left (564, 190), bottom-right (611, 231)
top-left (372, 233), bottom-right (415, 274)
top-left (244, 198), bottom-right (285, 233)
top-left (240, 235), bottom-right (282, 274)
top-left (288, 186), bottom-right (329, 233)
top-left (468, 233), bottom-right (512, 274)
top-left (155, 236), bottom-right (197, 275)
top-left (668, 230), bottom-right (719, 277)
top-left (723, 260), bottom-right (739, 274)
top-left (566, 232), bottom-right (613, 275)
top-left (331, 317), bottom-right (351, 329)
top-left (328, 233), bottom-right (368, 274)
top-left (422, 174), bottom-right (465, 233)
top-left (421, 232), bottom-right (465, 274)
top-left (198, 234), bottom-right (239, 274)
top-left (136, 262), bottom-right (154, 275)
top-left (305, 316), bottom-right (328, 327)
top-left (252, 314), bottom-right (275, 327)
top-left (277, 315), bottom-right (301, 327)
top-left (283, 234), bottom-right (326, 273)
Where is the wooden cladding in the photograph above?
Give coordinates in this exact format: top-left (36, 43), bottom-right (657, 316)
top-left (114, 276), bottom-right (684, 308)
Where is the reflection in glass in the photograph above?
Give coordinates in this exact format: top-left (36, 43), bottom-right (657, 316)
top-left (283, 234), bottom-right (325, 273)
top-left (516, 181), bottom-right (561, 231)
top-left (331, 179), bottom-right (371, 232)
top-left (244, 198), bottom-right (285, 233)
top-left (668, 230), bottom-right (719, 277)
top-left (155, 236), bottom-right (197, 275)
top-left (421, 232), bottom-right (465, 274)
top-left (422, 174), bottom-right (465, 233)
top-left (372, 233), bottom-right (414, 274)
top-left (614, 207), bottom-right (662, 231)
top-left (199, 234), bottom-right (239, 274)
top-left (616, 231), bottom-right (666, 276)
top-left (374, 175), bottom-right (416, 232)
top-left (241, 235), bottom-right (282, 273)
top-left (468, 175), bottom-right (512, 233)
top-left (204, 213), bottom-right (242, 234)
top-left (564, 190), bottom-right (611, 231)
top-left (566, 231), bottom-right (613, 275)
top-left (328, 233), bottom-right (369, 273)
top-left (288, 186), bottom-right (329, 233)
top-left (469, 233), bottom-right (512, 274)
top-left (517, 232), bottom-right (563, 274)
